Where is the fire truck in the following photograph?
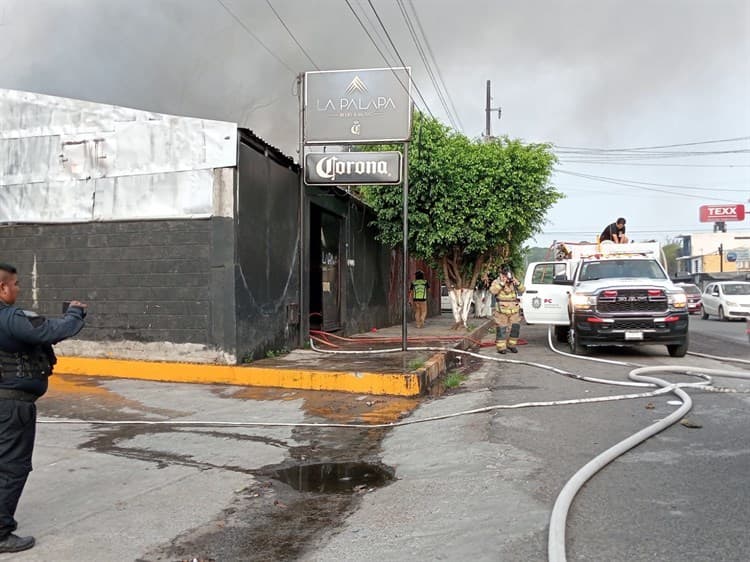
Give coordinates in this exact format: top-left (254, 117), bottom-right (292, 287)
top-left (521, 241), bottom-right (689, 357)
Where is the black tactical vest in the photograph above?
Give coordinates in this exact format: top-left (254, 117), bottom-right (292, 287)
top-left (0, 345), bottom-right (55, 382)
top-left (0, 311), bottom-right (57, 384)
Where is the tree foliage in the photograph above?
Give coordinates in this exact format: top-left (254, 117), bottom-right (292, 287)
top-left (362, 113), bottom-right (562, 290)
top-left (662, 240), bottom-right (681, 275)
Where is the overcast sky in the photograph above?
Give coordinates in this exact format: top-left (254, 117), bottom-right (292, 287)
top-left (1, 0), bottom-right (748, 247)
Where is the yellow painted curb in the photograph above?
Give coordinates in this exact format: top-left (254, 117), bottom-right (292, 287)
top-left (55, 357), bottom-right (423, 397)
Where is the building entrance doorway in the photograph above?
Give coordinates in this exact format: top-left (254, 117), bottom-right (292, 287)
top-left (309, 205), bottom-right (342, 331)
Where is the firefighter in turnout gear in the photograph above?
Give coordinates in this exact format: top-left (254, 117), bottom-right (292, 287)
top-left (490, 267), bottom-right (524, 354)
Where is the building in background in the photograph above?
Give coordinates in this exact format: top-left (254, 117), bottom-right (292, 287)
top-left (675, 230), bottom-right (750, 286)
top-left (0, 89), bottom-right (437, 364)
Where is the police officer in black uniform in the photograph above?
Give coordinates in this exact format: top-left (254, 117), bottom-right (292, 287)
top-left (0, 263), bottom-right (86, 553)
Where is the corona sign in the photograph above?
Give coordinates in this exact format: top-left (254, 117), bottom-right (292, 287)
top-left (699, 204), bottom-right (745, 222)
top-left (304, 152), bottom-right (402, 185)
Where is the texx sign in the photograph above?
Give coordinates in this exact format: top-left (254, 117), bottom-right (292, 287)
top-left (699, 204), bottom-right (745, 222)
top-left (304, 152), bottom-right (402, 186)
top-left (304, 67), bottom-right (412, 144)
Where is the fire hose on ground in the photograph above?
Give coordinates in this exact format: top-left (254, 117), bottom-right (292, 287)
top-left (40, 329), bottom-right (750, 562)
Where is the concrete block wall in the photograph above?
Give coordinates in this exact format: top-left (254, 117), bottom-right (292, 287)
top-left (0, 220), bottom-right (236, 361)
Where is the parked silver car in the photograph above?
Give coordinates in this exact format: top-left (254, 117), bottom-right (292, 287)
top-left (701, 281), bottom-right (750, 320)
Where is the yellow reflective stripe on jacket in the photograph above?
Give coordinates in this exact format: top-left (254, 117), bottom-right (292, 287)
top-left (412, 279), bottom-right (428, 300)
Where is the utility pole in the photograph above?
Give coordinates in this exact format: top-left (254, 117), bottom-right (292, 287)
top-left (484, 80), bottom-right (502, 141)
top-left (718, 243), bottom-right (724, 273)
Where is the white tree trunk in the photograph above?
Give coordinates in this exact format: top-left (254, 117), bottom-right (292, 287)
top-left (474, 289), bottom-right (493, 318)
top-left (449, 288), bottom-right (474, 328)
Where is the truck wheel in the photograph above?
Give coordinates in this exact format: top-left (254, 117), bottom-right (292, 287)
top-left (667, 337), bottom-right (689, 358)
top-left (568, 327), bottom-right (587, 355)
top-left (554, 325), bottom-right (570, 343)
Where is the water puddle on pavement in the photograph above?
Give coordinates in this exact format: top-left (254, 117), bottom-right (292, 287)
top-left (272, 461), bottom-right (394, 493)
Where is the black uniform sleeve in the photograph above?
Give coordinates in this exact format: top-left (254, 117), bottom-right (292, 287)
top-left (7, 307), bottom-right (85, 346)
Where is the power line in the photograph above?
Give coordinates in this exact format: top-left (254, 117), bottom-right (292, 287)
top-left (559, 187), bottom-right (743, 200)
top-left (264, 0), bottom-right (319, 70)
top-left (556, 169), bottom-right (750, 192)
top-left (555, 149), bottom-right (750, 161)
top-left (343, 0), bottom-right (419, 113)
top-left (395, 0), bottom-right (453, 127)
top-left (406, 0), bottom-right (464, 132)
top-left (355, 0), bottom-right (399, 65)
top-left (538, 228), bottom-right (726, 235)
top-left (215, 0), bottom-right (296, 75)
top-left (554, 169), bottom-right (746, 203)
top-left (395, 0), bottom-right (460, 130)
top-left (364, 0), bottom-right (437, 120)
top-left (344, 0), bottom-right (393, 64)
top-left (554, 136), bottom-right (750, 152)
top-left (555, 160), bottom-right (750, 168)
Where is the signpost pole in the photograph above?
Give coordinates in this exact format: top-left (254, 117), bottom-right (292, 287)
top-left (298, 74), bottom-right (308, 348)
top-left (303, 67), bottom-right (412, 350)
top-left (402, 142), bottom-right (409, 352)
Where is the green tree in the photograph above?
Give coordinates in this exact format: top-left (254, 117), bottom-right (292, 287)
top-left (662, 239), bottom-right (681, 275)
top-left (523, 246), bottom-right (554, 267)
top-left (362, 113), bottom-right (562, 326)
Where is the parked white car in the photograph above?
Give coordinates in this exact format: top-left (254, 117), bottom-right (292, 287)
top-left (701, 281), bottom-right (750, 321)
top-left (440, 285), bottom-right (452, 311)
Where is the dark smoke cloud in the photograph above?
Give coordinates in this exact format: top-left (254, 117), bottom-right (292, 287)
top-left (1, 0), bottom-right (747, 152)
top-left (1, 0), bottom-right (748, 242)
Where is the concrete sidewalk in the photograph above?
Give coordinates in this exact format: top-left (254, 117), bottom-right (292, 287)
top-left (55, 313), bottom-right (495, 397)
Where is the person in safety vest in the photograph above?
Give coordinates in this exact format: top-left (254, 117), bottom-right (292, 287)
top-left (0, 263), bottom-right (86, 553)
top-left (489, 267), bottom-right (524, 354)
top-left (409, 270), bottom-right (430, 328)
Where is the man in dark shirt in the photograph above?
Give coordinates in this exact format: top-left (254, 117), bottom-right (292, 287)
top-left (0, 263), bottom-right (86, 553)
top-left (599, 217), bottom-right (628, 244)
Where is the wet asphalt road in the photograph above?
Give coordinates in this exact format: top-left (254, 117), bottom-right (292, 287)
top-left (687, 313), bottom-right (749, 357)
top-left (3, 315), bottom-right (748, 561)
top-left (496, 324), bottom-right (750, 562)
top-left (305, 320), bottom-right (750, 561)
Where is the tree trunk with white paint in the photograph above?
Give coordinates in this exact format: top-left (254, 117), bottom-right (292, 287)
top-left (449, 288), bottom-right (474, 329)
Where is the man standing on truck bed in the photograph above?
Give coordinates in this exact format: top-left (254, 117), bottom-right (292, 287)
top-left (599, 217), bottom-right (628, 244)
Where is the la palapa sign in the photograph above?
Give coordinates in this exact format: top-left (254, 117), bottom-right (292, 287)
top-left (699, 204), bottom-right (746, 222)
top-left (304, 67), bottom-right (412, 144)
top-left (304, 152), bottom-right (402, 185)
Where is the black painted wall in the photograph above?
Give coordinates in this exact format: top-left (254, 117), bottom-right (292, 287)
top-left (234, 134), bottom-right (301, 361)
top-left (0, 219), bottom-right (231, 346)
top-left (340, 198), bottom-right (396, 332)
top-left (0, 131), bottom-right (425, 364)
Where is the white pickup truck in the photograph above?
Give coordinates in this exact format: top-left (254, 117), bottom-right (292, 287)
top-left (521, 242), bottom-right (690, 357)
